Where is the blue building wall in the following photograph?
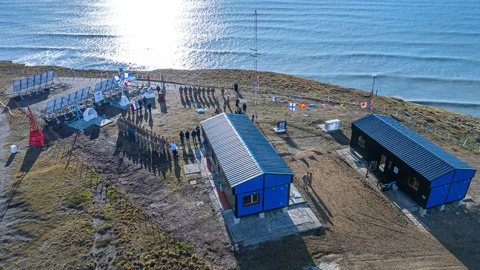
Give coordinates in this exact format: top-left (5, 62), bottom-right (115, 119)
top-left (264, 184), bottom-right (289, 211)
top-left (237, 190), bottom-right (264, 217)
top-left (234, 175), bottom-right (263, 195)
top-left (453, 170), bottom-right (476, 182)
top-left (426, 184), bottom-right (450, 208)
top-left (430, 171), bottom-right (455, 188)
top-left (446, 179), bottom-right (471, 203)
top-left (264, 174), bottom-right (291, 188)
top-left (233, 174), bottom-right (292, 217)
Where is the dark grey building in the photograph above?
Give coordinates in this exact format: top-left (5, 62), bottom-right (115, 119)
top-left (351, 114), bottom-right (476, 209)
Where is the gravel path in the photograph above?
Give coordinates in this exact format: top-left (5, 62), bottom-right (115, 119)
top-left (0, 111), bottom-right (10, 198)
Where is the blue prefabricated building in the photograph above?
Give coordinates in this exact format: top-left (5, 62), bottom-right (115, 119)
top-left (201, 113), bottom-right (294, 217)
top-left (351, 114), bottom-right (476, 209)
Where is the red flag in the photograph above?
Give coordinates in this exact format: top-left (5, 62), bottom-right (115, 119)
top-left (361, 102), bottom-right (367, 108)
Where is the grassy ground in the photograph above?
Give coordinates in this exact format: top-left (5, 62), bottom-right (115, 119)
top-left (0, 64), bottom-right (213, 269)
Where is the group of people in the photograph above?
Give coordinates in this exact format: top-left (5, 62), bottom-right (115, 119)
top-left (179, 85), bottom-right (227, 99)
top-left (179, 125), bottom-right (202, 147)
top-left (117, 116), bottom-right (178, 157)
top-left (302, 172), bottom-right (313, 190)
top-left (234, 99), bottom-right (247, 115)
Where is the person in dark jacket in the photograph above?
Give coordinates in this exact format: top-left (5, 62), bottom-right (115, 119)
top-left (196, 125), bottom-right (201, 142)
top-left (191, 129), bottom-right (197, 146)
top-left (235, 98), bottom-right (240, 107)
top-left (251, 114), bottom-right (255, 122)
top-left (185, 129), bottom-right (190, 145)
top-left (242, 103), bottom-right (247, 113)
top-left (179, 131), bottom-right (185, 145)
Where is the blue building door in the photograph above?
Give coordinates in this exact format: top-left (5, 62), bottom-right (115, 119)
top-left (264, 184), bottom-right (289, 211)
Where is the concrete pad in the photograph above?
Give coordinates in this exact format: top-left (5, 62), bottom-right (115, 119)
top-left (93, 117), bottom-right (113, 127)
top-left (223, 204), bottom-right (322, 247)
top-left (183, 163), bottom-right (200, 174)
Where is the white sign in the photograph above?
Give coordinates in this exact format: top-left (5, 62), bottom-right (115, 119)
top-left (94, 91), bottom-right (104, 103)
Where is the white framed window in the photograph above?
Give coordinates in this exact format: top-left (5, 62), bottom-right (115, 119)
top-left (242, 194), bottom-right (260, 207)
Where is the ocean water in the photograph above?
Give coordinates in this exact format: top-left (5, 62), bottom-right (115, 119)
top-left (1, 0), bottom-right (480, 116)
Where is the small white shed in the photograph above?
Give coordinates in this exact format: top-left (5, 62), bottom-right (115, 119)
top-left (324, 119), bottom-right (340, 132)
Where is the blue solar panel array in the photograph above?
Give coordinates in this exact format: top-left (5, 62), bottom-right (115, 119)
top-left (46, 87), bottom-right (91, 114)
top-left (13, 70), bottom-right (56, 93)
top-left (94, 78), bottom-right (117, 93)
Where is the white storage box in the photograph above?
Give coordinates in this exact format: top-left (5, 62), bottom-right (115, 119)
top-left (324, 119), bottom-right (340, 132)
top-left (10, 145), bottom-right (17, 154)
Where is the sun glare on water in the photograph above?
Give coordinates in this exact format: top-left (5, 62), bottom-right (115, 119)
top-left (100, 0), bottom-right (196, 70)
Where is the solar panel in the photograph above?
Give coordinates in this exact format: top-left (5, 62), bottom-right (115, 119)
top-left (45, 87), bottom-right (91, 115)
top-left (12, 70), bottom-right (58, 93)
top-left (94, 78), bottom-right (118, 93)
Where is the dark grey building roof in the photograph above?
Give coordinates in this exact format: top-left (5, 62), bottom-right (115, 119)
top-left (352, 114), bottom-right (475, 181)
top-left (201, 113), bottom-right (293, 187)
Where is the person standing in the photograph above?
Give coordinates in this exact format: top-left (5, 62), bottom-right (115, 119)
top-left (191, 129), bottom-right (197, 146)
top-left (226, 95), bottom-right (230, 105)
top-left (303, 172), bottom-right (309, 190)
top-left (196, 125), bottom-right (201, 143)
top-left (185, 129), bottom-right (190, 145)
top-left (235, 97), bottom-right (240, 107)
top-left (211, 87), bottom-right (216, 97)
top-left (221, 87), bottom-right (225, 97)
top-left (251, 114), bottom-right (255, 122)
top-left (179, 131), bottom-right (185, 145)
top-left (166, 138), bottom-right (171, 157)
top-left (171, 141), bottom-right (178, 156)
top-left (216, 97), bottom-right (220, 107)
top-left (242, 103), bottom-right (247, 113)
top-left (308, 172), bottom-right (313, 187)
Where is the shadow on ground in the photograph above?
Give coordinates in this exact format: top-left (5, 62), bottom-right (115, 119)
top-left (328, 130), bottom-right (350, 146)
top-left (235, 233), bottom-right (319, 270)
top-left (417, 202), bottom-right (480, 270)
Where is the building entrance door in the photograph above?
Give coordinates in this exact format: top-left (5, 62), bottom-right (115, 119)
top-left (379, 154), bottom-right (387, 173)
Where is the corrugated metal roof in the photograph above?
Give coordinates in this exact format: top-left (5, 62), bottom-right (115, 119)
top-left (201, 113), bottom-right (293, 187)
top-left (352, 114), bottom-right (475, 181)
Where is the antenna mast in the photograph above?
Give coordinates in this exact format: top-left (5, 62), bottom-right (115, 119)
top-left (250, 10), bottom-right (258, 121)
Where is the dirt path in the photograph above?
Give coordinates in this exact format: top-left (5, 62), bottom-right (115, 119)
top-left (0, 111), bottom-right (10, 194)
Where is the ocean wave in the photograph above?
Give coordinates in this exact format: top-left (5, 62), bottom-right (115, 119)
top-left (294, 72), bottom-right (480, 84)
top-left (0, 45), bottom-right (87, 51)
top-left (31, 32), bottom-right (119, 38)
top-left (409, 100), bottom-right (480, 107)
top-left (302, 52), bottom-right (480, 64)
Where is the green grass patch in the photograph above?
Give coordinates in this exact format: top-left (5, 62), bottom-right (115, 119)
top-left (95, 236), bottom-right (111, 249)
top-left (83, 220), bottom-right (94, 234)
top-left (64, 189), bottom-right (93, 207)
top-left (106, 189), bottom-right (118, 204)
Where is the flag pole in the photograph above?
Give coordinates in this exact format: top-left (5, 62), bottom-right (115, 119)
top-left (370, 74), bottom-right (377, 113)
